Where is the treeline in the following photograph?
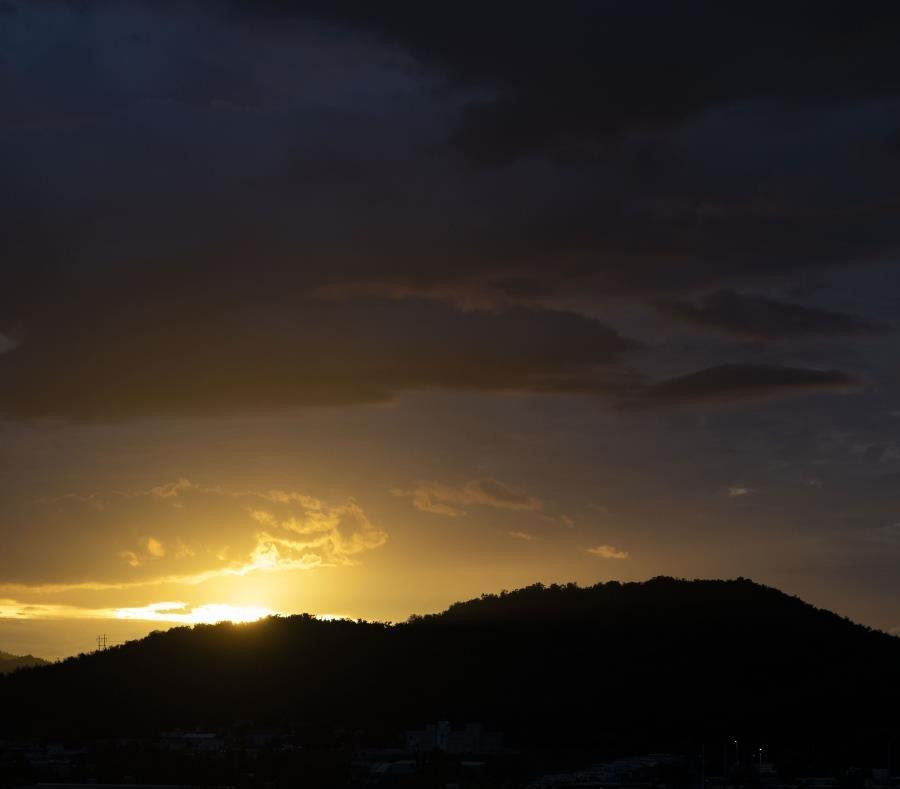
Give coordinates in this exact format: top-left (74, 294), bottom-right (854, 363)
top-left (2, 577), bottom-right (899, 766)
top-left (0, 651), bottom-right (49, 675)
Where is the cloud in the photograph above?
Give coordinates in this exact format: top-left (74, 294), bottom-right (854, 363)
top-left (728, 486), bottom-right (752, 497)
top-left (462, 479), bottom-right (543, 511)
top-left (0, 297), bottom-right (636, 420)
top-left (586, 545), bottom-right (629, 560)
top-left (0, 3), bottom-right (897, 429)
top-left (394, 483), bottom-right (466, 517)
top-left (152, 479), bottom-right (199, 499)
top-left (0, 599), bottom-right (276, 625)
top-left (0, 600), bottom-right (121, 621)
top-left (264, 4), bottom-right (900, 165)
top-left (113, 602), bottom-right (274, 625)
top-left (0, 480), bottom-right (387, 591)
top-left (246, 496), bottom-right (388, 570)
top-left (119, 535), bottom-right (179, 569)
top-left (626, 365), bottom-right (859, 408)
top-left (541, 513), bottom-right (576, 528)
top-left (393, 479), bottom-right (542, 517)
top-left (508, 531), bottom-right (534, 541)
top-left (0, 0), bottom-right (895, 487)
top-left (658, 291), bottom-right (883, 339)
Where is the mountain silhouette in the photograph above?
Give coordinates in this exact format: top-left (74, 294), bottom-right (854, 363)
top-left (0, 650), bottom-right (49, 675)
top-left (2, 577), bottom-right (898, 760)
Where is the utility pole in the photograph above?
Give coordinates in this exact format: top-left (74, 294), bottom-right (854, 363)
top-left (96, 634), bottom-right (108, 651)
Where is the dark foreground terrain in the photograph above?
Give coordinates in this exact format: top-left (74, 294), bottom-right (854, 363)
top-left (2, 578), bottom-right (899, 786)
top-left (0, 651), bottom-right (47, 675)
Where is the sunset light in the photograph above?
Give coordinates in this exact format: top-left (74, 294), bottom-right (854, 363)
top-left (114, 603), bottom-right (275, 626)
top-left (3, 3), bottom-right (900, 784)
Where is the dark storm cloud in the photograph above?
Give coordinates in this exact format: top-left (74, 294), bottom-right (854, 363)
top-left (0, 0), bottom-right (896, 420)
top-left (5, 1), bottom-right (900, 298)
top-left (244, 1), bottom-right (900, 163)
top-left (229, 0), bottom-right (900, 297)
top-left (0, 294), bottom-right (636, 420)
top-left (659, 291), bottom-right (884, 339)
top-left (627, 365), bottom-right (859, 409)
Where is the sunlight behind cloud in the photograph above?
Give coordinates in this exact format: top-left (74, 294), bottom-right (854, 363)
top-left (114, 602), bottom-right (275, 625)
top-left (0, 599), bottom-right (275, 625)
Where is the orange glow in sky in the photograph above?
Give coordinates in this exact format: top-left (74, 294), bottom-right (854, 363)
top-left (114, 602), bottom-right (276, 625)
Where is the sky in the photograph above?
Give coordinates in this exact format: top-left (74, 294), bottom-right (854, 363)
top-left (3, 0), bottom-right (900, 658)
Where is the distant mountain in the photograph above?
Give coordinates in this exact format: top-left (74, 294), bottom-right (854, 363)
top-left (0, 650), bottom-right (49, 674)
top-left (2, 578), bottom-right (899, 761)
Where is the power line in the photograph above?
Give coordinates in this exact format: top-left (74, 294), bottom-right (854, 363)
top-left (94, 634), bottom-right (126, 652)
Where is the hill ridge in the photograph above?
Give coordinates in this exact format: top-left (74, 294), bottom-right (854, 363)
top-left (0, 650), bottom-right (50, 673)
top-left (2, 577), bottom-right (898, 748)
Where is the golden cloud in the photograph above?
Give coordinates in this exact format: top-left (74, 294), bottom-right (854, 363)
top-left (0, 599), bottom-right (276, 625)
top-left (393, 478), bottom-right (542, 517)
top-left (586, 544), bottom-right (629, 560)
top-left (0, 480), bottom-right (388, 596)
